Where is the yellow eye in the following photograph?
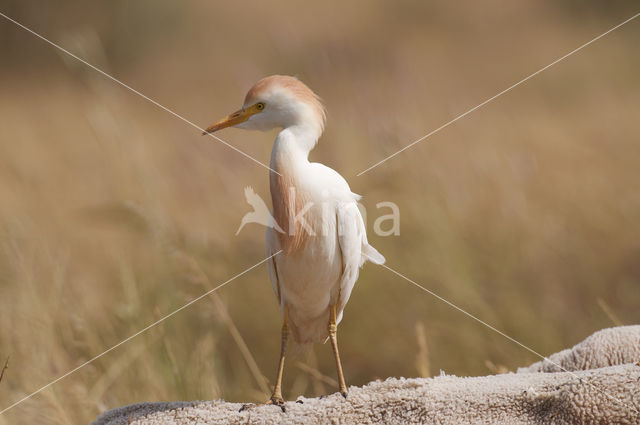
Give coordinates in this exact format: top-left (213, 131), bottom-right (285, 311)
top-left (256, 102), bottom-right (265, 110)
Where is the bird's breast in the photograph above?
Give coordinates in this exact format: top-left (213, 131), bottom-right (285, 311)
top-left (270, 171), bottom-right (318, 255)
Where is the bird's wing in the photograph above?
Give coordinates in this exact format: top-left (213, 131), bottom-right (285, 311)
top-left (335, 202), bottom-right (365, 318)
top-left (265, 227), bottom-right (284, 313)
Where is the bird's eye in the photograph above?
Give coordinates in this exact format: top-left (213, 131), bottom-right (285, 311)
top-left (256, 102), bottom-right (265, 110)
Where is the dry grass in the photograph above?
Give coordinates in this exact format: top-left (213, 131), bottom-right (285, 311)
top-left (0, 358), bottom-right (8, 386)
top-left (0, 1), bottom-right (639, 424)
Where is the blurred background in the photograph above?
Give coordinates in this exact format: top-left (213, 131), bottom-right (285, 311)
top-left (1, 1), bottom-right (639, 423)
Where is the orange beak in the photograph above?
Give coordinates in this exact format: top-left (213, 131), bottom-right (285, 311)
top-left (202, 108), bottom-right (251, 135)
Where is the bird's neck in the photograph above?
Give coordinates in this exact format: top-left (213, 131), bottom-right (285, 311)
top-left (269, 126), bottom-right (320, 253)
top-left (270, 125), bottom-right (320, 174)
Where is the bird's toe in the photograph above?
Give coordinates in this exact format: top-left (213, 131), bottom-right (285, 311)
top-left (268, 396), bottom-right (286, 412)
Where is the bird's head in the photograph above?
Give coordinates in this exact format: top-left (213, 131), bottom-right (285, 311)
top-left (203, 75), bottom-right (325, 137)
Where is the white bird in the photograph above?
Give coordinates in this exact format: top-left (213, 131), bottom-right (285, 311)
top-left (204, 75), bottom-right (385, 409)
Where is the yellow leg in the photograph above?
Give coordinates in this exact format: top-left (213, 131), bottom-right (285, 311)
top-left (239, 307), bottom-right (289, 413)
top-left (270, 306), bottom-right (289, 407)
top-left (328, 305), bottom-right (348, 397)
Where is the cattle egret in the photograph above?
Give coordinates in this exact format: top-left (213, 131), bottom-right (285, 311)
top-left (204, 75), bottom-right (385, 409)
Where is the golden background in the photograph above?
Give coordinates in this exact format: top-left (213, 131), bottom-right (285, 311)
top-left (0, 1), bottom-right (639, 423)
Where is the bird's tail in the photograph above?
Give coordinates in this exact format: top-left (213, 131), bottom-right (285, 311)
top-left (362, 244), bottom-right (385, 265)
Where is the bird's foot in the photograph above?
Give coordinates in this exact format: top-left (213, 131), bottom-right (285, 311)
top-left (239, 396), bottom-right (287, 413)
top-left (267, 396), bottom-right (287, 412)
top-left (318, 390), bottom-right (347, 400)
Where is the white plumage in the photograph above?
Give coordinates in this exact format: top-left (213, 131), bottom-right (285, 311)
top-left (265, 152), bottom-right (385, 343)
top-left (204, 75), bottom-right (384, 406)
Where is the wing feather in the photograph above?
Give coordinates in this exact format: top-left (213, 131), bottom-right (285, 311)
top-left (336, 202), bottom-right (386, 320)
top-left (266, 227), bottom-right (284, 313)
top-left (336, 203), bottom-right (364, 317)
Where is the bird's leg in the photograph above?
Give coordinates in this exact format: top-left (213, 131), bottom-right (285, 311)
top-left (269, 306), bottom-right (289, 409)
top-left (328, 305), bottom-right (348, 397)
top-left (239, 307), bottom-right (289, 413)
